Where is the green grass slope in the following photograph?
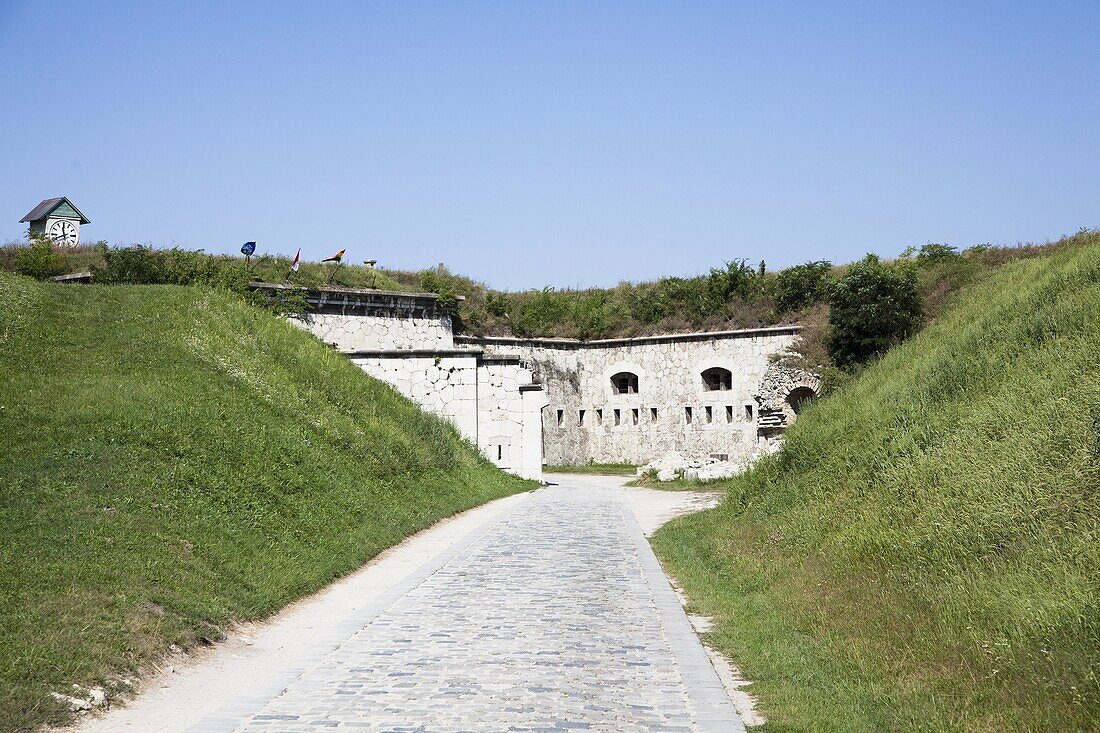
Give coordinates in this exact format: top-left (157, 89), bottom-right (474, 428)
top-left (0, 275), bottom-right (530, 732)
top-left (653, 241), bottom-right (1100, 731)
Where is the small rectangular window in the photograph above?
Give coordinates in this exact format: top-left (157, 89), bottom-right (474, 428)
top-left (579, 409), bottom-right (586, 426)
top-left (685, 406), bottom-right (693, 424)
top-left (744, 404), bottom-right (754, 421)
top-left (650, 407), bottom-right (658, 422)
top-left (631, 408), bottom-right (639, 426)
top-left (614, 409), bottom-right (621, 426)
top-left (705, 406), bottom-right (713, 424)
top-left (497, 445), bottom-right (502, 460)
top-left (725, 405), bottom-right (734, 423)
top-left (556, 409), bottom-right (564, 427)
top-left (596, 409), bottom-right (603, 426)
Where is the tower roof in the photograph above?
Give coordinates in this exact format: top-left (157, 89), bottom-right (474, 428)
top-left (20, 197), bottom-right (90, 224)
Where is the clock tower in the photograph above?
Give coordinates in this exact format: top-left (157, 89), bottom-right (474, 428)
top-left (20, 197), bottom-right (90, 247)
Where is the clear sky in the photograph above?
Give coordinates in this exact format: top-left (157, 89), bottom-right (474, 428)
top-left (1, 1), bottom-right (1098, 289)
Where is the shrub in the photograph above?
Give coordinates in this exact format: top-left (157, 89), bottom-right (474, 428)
top-left (418, 268), bottom-right (460, 309)
top-left (915, 243), bottom-right (960, 264)
top-left (706, 259), bottom-right (757, 304)
top-left (573, 291), bottom-right (625, 340)
top-left (89, 245), bottom-right (254, 297)
top-left (485, 292), bottom-right (510, 317)
top-left (13, 241), bottom-right (64, 280)
top-left (510, 288), bottom-right (573, 337)
top-left (826, 254), bottom-right (921, 367)
top-left (774, 260), bottom-right (832, 313)
top-left (94, 246), bottom-right (167, 284)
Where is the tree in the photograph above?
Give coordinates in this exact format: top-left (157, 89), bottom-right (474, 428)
top-left (827, 254), bottom-right (921, 367)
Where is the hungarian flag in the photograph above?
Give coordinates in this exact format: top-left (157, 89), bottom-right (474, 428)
top-left (322, 248), bottom-right (345, 263)
top-left (290, 248), bottom-right (301, 272)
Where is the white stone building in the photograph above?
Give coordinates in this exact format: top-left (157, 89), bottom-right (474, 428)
top-left (457, 329), bottom-right (816, 467)
top-left (252, 283), bottom-right (817, 482)
top-left (255, 283), bottom-right (548, 482)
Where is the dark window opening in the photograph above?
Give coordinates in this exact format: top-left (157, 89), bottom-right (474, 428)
top-left (744, 404), bottom-right (754, 421)
top-left (631, 408), bottom-right (639, 426)
top-left (705, 406), bottom-right (713, 424)
top-left (650, 407), bottom-right (658, 422)
top-left (596, 409), bottom-right (603, 426)
top-left (497, 445), bottom-right (502, 460)
top-left (614, 409), bottom-right (621, 426)
top-left (611, 371), bottom-right (639, 395)
top-left (787, 387), bottom-right (816, 414)
top-left (701, 367), bottom-right (733, 391)
top-left (725, 405), bottom-right (734, 423)
top-left (579, 409), bottom-right (586, 426)
top-left (556, 409), bottom-right (564, 427)
top-left (685, 406), bottom-right (694, 424)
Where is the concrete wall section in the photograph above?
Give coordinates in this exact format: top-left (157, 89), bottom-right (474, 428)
top-left (298, 312), bottom-right (453, 351)
top-left (350, 353), bottom-right (479, 441)
top-left (476, 358), bottom-right (548, 481)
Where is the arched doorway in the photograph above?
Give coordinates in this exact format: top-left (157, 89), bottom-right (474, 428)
top-left (786, 386), bottom-right (815, 414)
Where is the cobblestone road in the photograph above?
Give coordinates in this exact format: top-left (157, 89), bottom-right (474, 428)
top-left (204, 482), bottom-right (742, 732)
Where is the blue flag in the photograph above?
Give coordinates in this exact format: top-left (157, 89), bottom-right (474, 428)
top-left (241, 241), bottom-right (256, 256)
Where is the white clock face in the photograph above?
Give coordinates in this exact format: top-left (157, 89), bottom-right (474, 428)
top-left (48, 219), bottom-right (78, 246)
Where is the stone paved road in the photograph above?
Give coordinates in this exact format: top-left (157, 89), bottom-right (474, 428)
top-left (198, 481), bottom-right (742, 733)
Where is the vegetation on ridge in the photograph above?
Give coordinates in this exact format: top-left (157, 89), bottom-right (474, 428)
top-left (0, 274), bottom-right (530, 733)
top-left (4, 233), bottom-right (1087, 377)
top-left (651, 234), bottom-right (1100, 732)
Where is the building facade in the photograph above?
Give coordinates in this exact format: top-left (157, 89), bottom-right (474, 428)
top-left (255, 283), bottom-right (548, 482)
top-left (253, 283), bottom-right (817, 481)
top-left (458, 329), bottom-right (810, 466)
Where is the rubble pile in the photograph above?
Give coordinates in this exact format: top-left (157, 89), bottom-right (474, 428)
top-left (636, 443), bottom-right (783, 482)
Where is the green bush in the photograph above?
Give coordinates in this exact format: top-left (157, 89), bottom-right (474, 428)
top-left (706, 259), bottom-right (757, 304)
top-left (92, 246), bottom-right (251, 290)
top-left (418, 268), bottom-right (460, 309)
top-left (826, 254), bottom-right (921, 367)
top-left (916, 243), bottom-right (960, 264)
top-left (510, 287), bottom-right (574, 336)
top-left (572, 291), bottom-right (625, 340)
top-left (774, 260), bottom-right (832, 313)
top-left (13, 240), bottom-right (65, 280)
top-left (485, 291), bottom-right (510, 317)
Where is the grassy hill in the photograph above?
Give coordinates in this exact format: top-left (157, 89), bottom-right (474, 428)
top-left (0, 274), bottom-right (530, 732)
top-left (652, 239), bottom-right (1100, 731)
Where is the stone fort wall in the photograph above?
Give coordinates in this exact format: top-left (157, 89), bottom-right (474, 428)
top-left (255, 283), bottom-right (548, 481)
top-left (252, 282), bottom-right (810, 478)
top-left (458, 328), bottom-right (801, 466)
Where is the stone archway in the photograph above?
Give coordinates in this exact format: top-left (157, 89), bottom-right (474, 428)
top-left (786, 386), bottom-right (816, 414)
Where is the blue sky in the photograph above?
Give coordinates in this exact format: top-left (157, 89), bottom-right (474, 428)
top-left (1, 1), bottom-right (1098, 289)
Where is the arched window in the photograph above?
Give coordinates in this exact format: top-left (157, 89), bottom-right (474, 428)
top-left (610, 371), bottom-right (639, 395)
top-left (787, 386), bottom-right (815, 414)
top-left (701, 367), bottom-right (732, 391)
